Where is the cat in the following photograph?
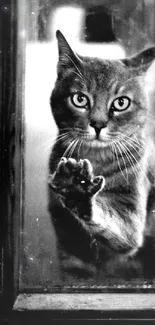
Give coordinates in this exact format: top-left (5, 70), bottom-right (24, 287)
top-left (48, 30), bottom-right (155, 283)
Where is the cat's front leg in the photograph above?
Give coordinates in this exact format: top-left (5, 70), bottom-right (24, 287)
top-left (48, 157), bottom-right (105, 264)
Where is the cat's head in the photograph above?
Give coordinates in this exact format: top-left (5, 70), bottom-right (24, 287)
top-left (51, 30), bottom-right (155, 149)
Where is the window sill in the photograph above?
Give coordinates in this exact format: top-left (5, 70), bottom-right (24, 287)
top-left (12, 293), bottom-right (155, 320)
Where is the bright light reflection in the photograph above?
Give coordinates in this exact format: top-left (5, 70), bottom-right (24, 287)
top-left (49, 5), bottom-right (85, 44)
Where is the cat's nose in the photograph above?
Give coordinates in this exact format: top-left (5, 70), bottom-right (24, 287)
top-left (90, 120), bottom-right (107, 136)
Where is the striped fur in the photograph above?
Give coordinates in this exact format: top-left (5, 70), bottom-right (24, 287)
top-left (49, 31), bottom-right (155, 280)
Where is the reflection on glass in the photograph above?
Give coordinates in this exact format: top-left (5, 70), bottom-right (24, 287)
top-left (21, 1), bottom-right (155, 290)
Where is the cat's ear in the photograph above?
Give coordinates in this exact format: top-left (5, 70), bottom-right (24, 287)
top-left (122, 47), bottom-right (155, 72)
top-left (56, 30), bottom-right (83, 72)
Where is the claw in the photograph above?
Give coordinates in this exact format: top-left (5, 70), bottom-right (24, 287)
top-left (83, 159), bottom-right (93, 174)
top-left (93, 176), bottom-right (105, 189)
top-left (88, 175), bottom-right (105, 196)
top-left (60, 157), bottom-right (67, 162)
top-left (66, 158), bottom-right (77, 169)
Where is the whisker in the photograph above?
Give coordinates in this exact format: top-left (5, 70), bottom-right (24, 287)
top-left (119, 142), bottom-right (139, 181)
top-left (122, 137), bottom-right (152, 175)
top-left (36, 135), bottom-right (58, 150)
top-left (63, 140), bottom-right (75, 158)
top-left (37, 132), bottom-right (69, 149)
top-left (123, 138), bottom-right (142, 159)
top-left (43, 137), bottom-right (69, 154)
top-left (124, 134), bottom-right (140, 147)
top-left (114, 131), bottom-right (140, 147)
top-left (128, 134), bottom-right (141, 147)
top-left (120, 140), bottom-right (143, 181)
top-left (110, 143), bottom-right (116, 187)
top-left (56, 133), bottom-right (70, 142)
top-left (121, 140), bottom-right (140, 168)
top-left (63, 139), bottom-right (77, 158)
top-left (68, 139), bottom-right (79, 158)
top-left (125, 136), bottom-right (152, 160)
top-left (147, 113), bottom-right (155, 119)
top-left (57, 135), bottom-right (71, 148)
top-left (43, 133), bottom-right (70, 153)
top-left (123, 137), bottom-right (155, 178)
top-left (43, 142), bottom-right (56, 153)
top-left (77, 138), bottom-right (83, 160)
top-left (37, 137), bottom-right (56, 149)
top-left (112, 142), bottom-right (127, 181)
top-left (146, 117), bottom-right (155, 127)
top-left (116, 142), bottom-right (129, 183)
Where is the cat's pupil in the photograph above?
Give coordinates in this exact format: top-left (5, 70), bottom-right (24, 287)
top-left (118, 98), bottom-right (124, 106)
top-left (78, 95), bottom-right (84, 102)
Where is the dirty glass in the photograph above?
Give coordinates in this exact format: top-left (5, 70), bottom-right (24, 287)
top-left (20, 0), bottom-right (155, 291)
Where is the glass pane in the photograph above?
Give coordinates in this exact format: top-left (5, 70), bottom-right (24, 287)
top-left (20, 0), bottom-right (155, 291)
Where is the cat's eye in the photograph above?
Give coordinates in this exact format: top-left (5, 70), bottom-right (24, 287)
top-left (70, 92), bottom-right (89, 109)
top-left (111, 96), bottom-right (130, 112)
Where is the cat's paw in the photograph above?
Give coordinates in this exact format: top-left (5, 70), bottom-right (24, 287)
top-left (48, 157), bottom-right (105, 197)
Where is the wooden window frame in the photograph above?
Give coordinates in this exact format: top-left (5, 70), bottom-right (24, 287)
top-left (1, 0), bottom-right (155, 323)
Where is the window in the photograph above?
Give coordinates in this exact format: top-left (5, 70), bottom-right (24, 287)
top-left (1, 0), bottom-right (155, 321)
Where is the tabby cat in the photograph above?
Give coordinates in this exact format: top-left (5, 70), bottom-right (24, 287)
top-left (48, 30), bottom-right (155, 282)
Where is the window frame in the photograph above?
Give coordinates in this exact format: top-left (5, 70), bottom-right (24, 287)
top-left (1, 0), bottom-right (155, 322)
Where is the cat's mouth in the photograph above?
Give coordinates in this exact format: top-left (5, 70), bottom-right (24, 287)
top-left (83, 134), bottom-right (111, 147)
top-left (84, 126), bottom-right (111, 146)
top-left (86, 125), bottom-right (111, 142)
